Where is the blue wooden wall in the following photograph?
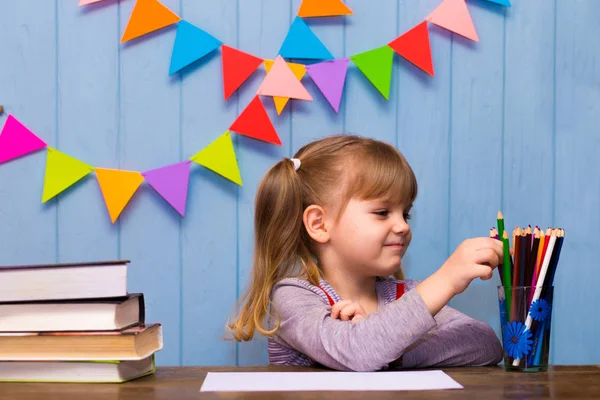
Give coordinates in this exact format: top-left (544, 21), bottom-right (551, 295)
top-left (0, 0), bottom-right (598, 366)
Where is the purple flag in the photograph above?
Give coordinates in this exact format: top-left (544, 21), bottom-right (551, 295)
top-left (142, 160), bottom-right (191, 216)
top-left (305, 58), bottom-right (349, 113)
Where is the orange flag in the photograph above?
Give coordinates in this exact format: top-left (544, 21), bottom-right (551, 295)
top-left (297, 0), bottom-right (353, 18)
top-left (95, 168), bottom-right (144, 223)
top-left (121, 0), bottom-right (181, 43)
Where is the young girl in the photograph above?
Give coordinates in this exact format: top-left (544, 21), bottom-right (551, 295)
top-left (229, 134), bottom-right (504, 372)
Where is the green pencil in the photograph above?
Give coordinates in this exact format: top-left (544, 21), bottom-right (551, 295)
top-left (502, 230), bottom-right (512, 314)
top-left (497, 211), bottom-right (505, 239)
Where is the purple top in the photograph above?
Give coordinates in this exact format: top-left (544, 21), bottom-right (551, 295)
top-left (268, 278), bottom-right (503, 372)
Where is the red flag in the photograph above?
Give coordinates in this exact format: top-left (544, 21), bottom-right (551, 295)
top-left (222, 45), bottom-right (263, 101)
top-left (229, 97), bottom-right (281, 145)
top-left (388, 22), bottom-right (434, 76)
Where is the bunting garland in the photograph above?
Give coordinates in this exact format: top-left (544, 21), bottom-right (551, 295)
top-left (350, 46), bottom-right (395, 100)
top-left (42, 148), bottom-right (94, 203)
top-left (0, 0), bottom-right (512, 223)
top-left (305, 58), bottom-right (349, 113)
top-left (142, 161), bottom-right (192, 217)
top-left (120, 0), bottom-right (181, 43)
top-left (169, 20), bottom-right (222, 75)
top-left (0, 115), bottom-right (46, 164)
top-left (263, 59), bottom-right (307, 115)
top-left (388, 22), bottom-right (435, 76)
top-left (95, 168), bottom-right (144, 223)
top-left (222, 45), bottom-right (264, 101)
top-left (230, 97), bottom-right (282, 146)
top-left (426, 0), bottom-right (479, 43)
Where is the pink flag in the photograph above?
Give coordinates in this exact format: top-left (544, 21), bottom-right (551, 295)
top-left (0, 115), bottom-right (47, 164)
top-left (256, 56), bottom-right (312, 101)
top-left (426, 0), bottom-right (479, 42)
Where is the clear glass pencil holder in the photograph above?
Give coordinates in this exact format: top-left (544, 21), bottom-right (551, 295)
top-left (498, 286), bottom-right (554, 372)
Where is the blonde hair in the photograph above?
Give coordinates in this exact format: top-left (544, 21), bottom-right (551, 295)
top-left (228, 134), bottom-right (418, 341)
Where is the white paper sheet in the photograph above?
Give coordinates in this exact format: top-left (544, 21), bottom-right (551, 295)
top-left (200, 370), bottom-right (463, 392)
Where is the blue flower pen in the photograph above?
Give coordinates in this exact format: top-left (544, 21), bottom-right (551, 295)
top-left (533, 317), bottom-right (549, 366)
top-left (527, 319), bottom-right (545, 366)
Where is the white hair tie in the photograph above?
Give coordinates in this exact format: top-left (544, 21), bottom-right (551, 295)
top-left (290, 158), bottom-right (301, 171)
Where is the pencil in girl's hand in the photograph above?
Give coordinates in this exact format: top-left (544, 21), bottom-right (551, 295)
top-left (497, 211), bottom-right (505, 240)
top-left (491, 229), bottom-right (504, 286)
top-left (502, 230), bottom-right (512, 312)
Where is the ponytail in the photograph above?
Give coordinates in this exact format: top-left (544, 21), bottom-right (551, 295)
top-left (228, 158), bottom-right (319, 341)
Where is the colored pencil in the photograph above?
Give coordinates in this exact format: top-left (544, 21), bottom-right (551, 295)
top-left (497, 211), bottom-right (505, 241)
top-left (502, 230), bottom-right (512, 313)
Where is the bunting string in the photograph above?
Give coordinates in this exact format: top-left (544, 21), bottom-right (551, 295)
top-left (0, 0), bottom-right (511, 223)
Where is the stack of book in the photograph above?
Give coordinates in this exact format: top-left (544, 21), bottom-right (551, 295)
top-left (0, 260), bottom-right (163, 383)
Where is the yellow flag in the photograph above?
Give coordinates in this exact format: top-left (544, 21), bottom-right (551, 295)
top-left (42, 148), bottom-right (94, 203)
top-left (264, 59), bottom-right (306, 115)
top-left (189, 131), bottom-right (242, 186)
top-left (95, 168), bottom-right (144, 223)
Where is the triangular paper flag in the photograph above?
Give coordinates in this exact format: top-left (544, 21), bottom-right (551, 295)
top-left (120, 0), bottom-right (181, 43)
top-left (279, 17), bottom-right (334, 60)
top-left (388, 22), bottom-right (434, 76)
top-left (79, 0), bottom-right (104, 5)
top-left (230, 97), bottom-right (281, 145)
top-left (426, 0), bottom-right (479, 42)
top-left (483, 0), bottom-right (511, 6)
top-left (169, 20), bottom-right (222, 75)
top-left (42, 148), bottom-right (94, 203)
top-left (257, 56), bottom-right (312, 101)
top-left (95, 168), bottom-right (144, 223)
top-left (222, 45), bottom-right (263, 101)
top-left (0, 115), bottom-right (47, 164)
top-left (190, 131), bottom-right (242, 186)
top-left (142, 161), bottom-right (191, 216)
top-left (305, 58), bottom-right (349, 113)
top-left (350, 46), bottom-right (394, 100)
top-left (264, 59), bottom-right (306, 114)
top-left (297, 0), bottom-right (353, 18)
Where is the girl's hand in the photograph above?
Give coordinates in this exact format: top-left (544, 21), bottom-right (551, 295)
top-left (440, 237), bottom-right (503, 295)
top-left (330, 300), bottom-right (367, 323)
top-left (416, 237), bottom-right (503, 316)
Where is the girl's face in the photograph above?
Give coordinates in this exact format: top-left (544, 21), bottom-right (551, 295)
top-left (326, 197), bottom-right (412, 278)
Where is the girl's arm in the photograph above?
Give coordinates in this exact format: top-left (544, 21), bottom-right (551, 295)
top-left (391, 302), bottom-right (504, 368)
top-left (270, 279), bottom-right (437, 372)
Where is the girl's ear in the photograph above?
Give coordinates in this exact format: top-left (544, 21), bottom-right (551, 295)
top-left (303, 205), bottom-right (330, 244)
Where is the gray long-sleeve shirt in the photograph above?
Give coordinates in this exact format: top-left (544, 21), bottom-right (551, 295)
top-left (267, 278), bottom-right (503, 372)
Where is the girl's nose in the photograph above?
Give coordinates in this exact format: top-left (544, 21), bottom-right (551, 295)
top-left (392, 217), bottom-right (409, 234)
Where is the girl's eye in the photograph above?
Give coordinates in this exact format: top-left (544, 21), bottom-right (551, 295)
top-left (404, 212), bottom-right (412, 221)
top-left (374, 210), bottom-right (389, 217)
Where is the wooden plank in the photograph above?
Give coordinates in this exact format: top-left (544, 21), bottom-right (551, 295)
top-left (446, 2), bottom-right (505, 330)
top-left (56, 0), bottom-right (120, 262)
top-left (344, 0), bottom-right (398, 146)
top-left (0, 1), bottom-right (57, 265)
top-left (236, 0), bottom-right (293, 366)
top-left (290, 0), bottom-right (345, 150)
top-left (396, 0), bottom-right (452, 283)
top-left (503, 0), bottom-right (554, 230)
top-left (118, 0), bottom-right (182, 365)
top-left (553, 0), bottom-right (600, 364)
top-left (180, 0), bottom-right (238, 366)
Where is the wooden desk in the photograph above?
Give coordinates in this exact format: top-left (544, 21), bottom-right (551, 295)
top-left (0, 365), bottom-right (598, 400)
